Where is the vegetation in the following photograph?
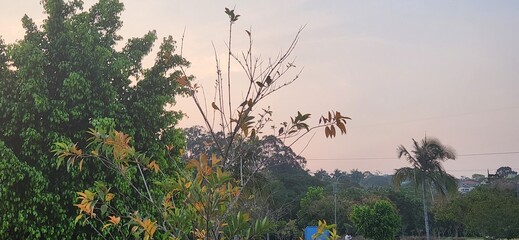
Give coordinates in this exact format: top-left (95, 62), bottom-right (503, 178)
top-left (435, 187), bottom-right (519, 239)
top-left (53, 127), bottom-right (270, 239)
top-left (393, 137), bottom-right (457, 240)
top-left (350, 200), bottom-right (401, 240)
top-left (2, 0), bottom-right (519, 239)
top-left (0, 0), bottom-right (186, 237)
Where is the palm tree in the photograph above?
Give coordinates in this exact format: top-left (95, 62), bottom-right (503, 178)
top-left (393, 137), bottom-right (457, 240)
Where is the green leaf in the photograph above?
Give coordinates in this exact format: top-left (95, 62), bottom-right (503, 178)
top-left (101, 204), bottom-right (108, 215)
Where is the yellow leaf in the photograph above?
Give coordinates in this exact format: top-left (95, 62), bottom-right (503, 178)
top-left (105, 193), bottom-right (114, 202)
top-left (211, 154), bottom-right (221, 165)
top-left (200, 154), bottom-right (208, 167)
top-left (74, 214), bottom-right (83, 224)
top-left (79, 159), bottom-right (84, 172)
top-left (194, 202), bottom-right (204, 212)
top-left (102, 223), bottom-right (112, 230)
top-left (84, 190), bottom-right (96, 200)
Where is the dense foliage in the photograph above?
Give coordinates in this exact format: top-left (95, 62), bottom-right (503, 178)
top-left (350, 200), bottom-right (401, 240)
top-left (434, 187), bottom-right (519, 239)
top-left (0, 141), bottom-right (62, 238)
top-left (53, 128), bottom-right (270, 239)
top-left (0, 0), bottom-right (186, 237)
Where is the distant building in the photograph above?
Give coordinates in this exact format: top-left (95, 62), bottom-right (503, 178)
top-left (457, 179), bottom-right (480, 194)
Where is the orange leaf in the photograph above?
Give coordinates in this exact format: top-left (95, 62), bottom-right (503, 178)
top-left (147, 160), bottom-right (160, 173)
top-left (108, 215), bottom-right (121, 225)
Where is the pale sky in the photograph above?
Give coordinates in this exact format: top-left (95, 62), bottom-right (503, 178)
top-left (2, 1), bottom-right (519, 177)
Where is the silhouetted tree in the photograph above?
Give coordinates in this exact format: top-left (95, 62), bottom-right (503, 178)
top-left (393, 137), bottom-right (457, 240)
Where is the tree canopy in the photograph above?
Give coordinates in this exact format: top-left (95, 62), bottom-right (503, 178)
top-left (350, 200), bottom-right (401, 240)
top-left (0, 0), bottom-right (186, 237)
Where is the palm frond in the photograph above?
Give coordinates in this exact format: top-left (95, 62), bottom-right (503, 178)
top-left (393, 167), bottom-right (423, 189)
top-left (397, 145), bottom-right (419, 167)
top-left (428, 171), bottom-right (458, 198)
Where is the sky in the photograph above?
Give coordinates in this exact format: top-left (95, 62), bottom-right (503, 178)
top-left (2, 1), bottom-right (519, 178)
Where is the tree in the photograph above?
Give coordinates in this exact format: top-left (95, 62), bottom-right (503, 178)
top-left (184, 126), bottom-right (307, 177)
top-left (173, 7), bottom-right (351, 238)
top-left (297, 186), bottom-right (335, 229)
top-left (0, 140), bottom-right (61, 238)
top-left (176, 7), bottom-right (350, 192)
top-left (433, 195), bottom-right (466, 237)
top-left (360, 174), bottom-right (391, 188)
top-left (314, 169), bottom-right (331, 181)
top-left (434, 187), bottom-right (519, 239)
top-left (471, 173), bottom-right (485, 182)
top-left (383, 188), bottom-right (424, 236)
top-left (266, 163), bottom-right (322, 221)
top-left (350, 200), bottom-right (401, 240)
top-left (0, 0), bottom-right (186, 237)
top-left (496, 166), bottom-right (517, 178)
top-left (459, 188), bottom-right (519, 238)
top-left (349, 169), bottom-right (364, 185)
top-left (392, 137), bottom-right (457, 240)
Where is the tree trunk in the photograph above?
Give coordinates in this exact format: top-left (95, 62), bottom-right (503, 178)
top-left (422, 179), bottom-right (430, 240)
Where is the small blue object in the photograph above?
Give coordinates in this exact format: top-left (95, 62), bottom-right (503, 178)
top-left (304, 226), bottom-right (330, 240)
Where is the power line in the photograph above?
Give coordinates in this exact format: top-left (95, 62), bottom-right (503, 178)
top-left (458, 151), bottom-right (519, 157)
top-left (355, 105), bottom-right (519, 128)
top-left (306, 151), bottom-right (519, 161)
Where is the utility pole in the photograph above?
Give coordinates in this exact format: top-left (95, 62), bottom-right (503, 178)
top-left (334, 174), bottom-right (345, 228)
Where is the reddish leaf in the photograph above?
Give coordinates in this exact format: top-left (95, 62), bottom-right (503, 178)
top-left (325, 126), bottom-right (330, 138)
top-left (177, 76), bottom-right (189, 86)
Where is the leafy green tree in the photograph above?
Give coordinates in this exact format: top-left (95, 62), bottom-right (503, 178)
top-left (0, 0), bottom-right (186, 237)
top-left (350, 200), bottom-right (401, 240)
top-left (297, 186), bottom-right (334, 228)
top-left (461, 188), bottom-right (519, 238)
top-left (267, 163), bottom-right (323, 221)
top-left (433, 195), bottom-right (466, 237)
top-left (392, 137), bottom-right (457, 240)
top-left (0, 140), bottom-right (63, 238)
top-left (374, 188), bottom-right (424, 236)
